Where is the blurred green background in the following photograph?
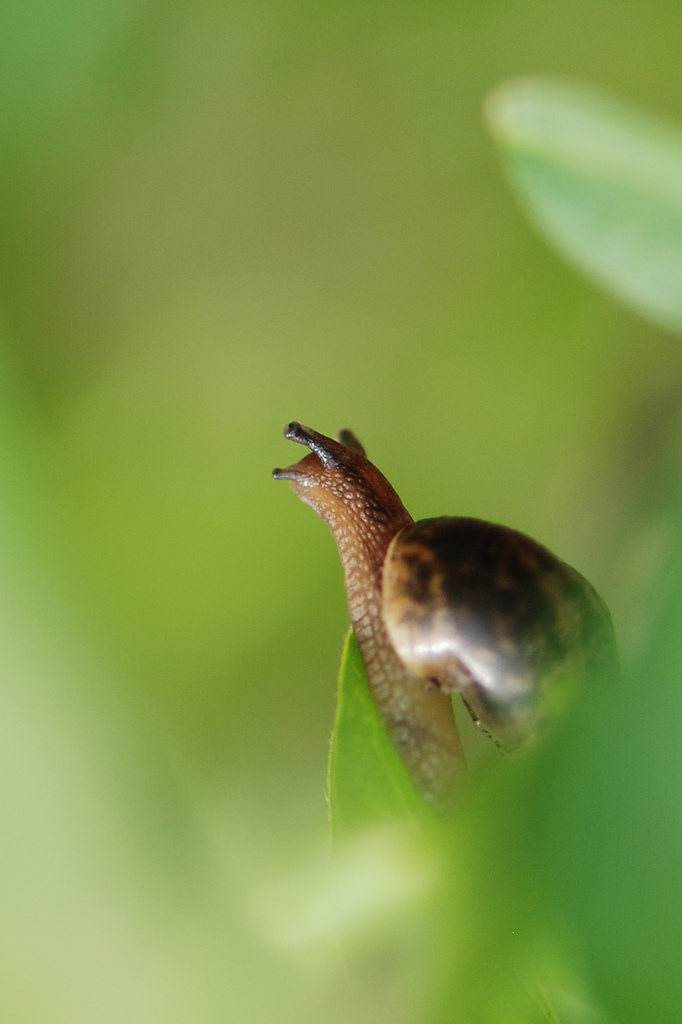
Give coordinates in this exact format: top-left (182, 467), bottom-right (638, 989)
top-left (2, 1), bottom-right (682, 1021)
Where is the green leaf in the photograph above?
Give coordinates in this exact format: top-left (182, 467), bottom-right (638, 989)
top-left (485, 77), bottom-right (682, 334)
top-left (327, 632), bottom-right (427, 839)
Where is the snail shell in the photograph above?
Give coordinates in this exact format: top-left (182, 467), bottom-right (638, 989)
top-left (382, 516), bottom-right (617, 749)
top-left (274, 422), bottom-right (617, 804)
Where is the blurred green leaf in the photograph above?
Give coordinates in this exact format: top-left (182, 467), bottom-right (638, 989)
top-left (529, 551), bottom-right (682, 1024)
top-left (486, 77), bottom-right (682, 334)
top-left (327, 632), bottom-right (427, 839)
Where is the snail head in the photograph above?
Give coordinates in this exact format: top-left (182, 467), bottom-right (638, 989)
top-left (272, 421), bottom-right (409, 530)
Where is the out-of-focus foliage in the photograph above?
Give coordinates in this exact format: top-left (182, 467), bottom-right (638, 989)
top-left (486, 77), bottom-right (682, 333)
top-left (485, 78), bottom-right (682, 1023)
top-left (2, 0), bottom-right (682, 1022)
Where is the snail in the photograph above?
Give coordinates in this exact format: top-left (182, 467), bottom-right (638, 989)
top-left (274, 422), bottom-right (617, 807)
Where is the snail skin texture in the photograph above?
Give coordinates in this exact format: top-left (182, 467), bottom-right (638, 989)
top-left (274, 422), bottom-right (617, 807)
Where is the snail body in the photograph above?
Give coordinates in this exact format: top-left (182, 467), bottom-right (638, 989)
top-left (274, 422), bottom-right (617, 805)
